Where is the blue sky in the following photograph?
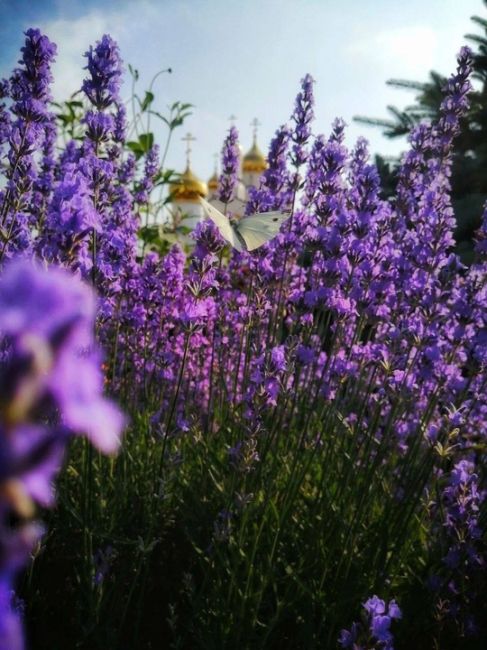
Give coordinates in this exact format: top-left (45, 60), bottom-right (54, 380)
top-left (0, 0), bottom-right (482, 181)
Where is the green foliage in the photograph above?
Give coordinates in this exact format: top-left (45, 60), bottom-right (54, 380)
top-left (53, 98), bottom-right (85, 140)
top-left (127, 132), bottom-right (155, 159)
top-left (355, 1), bottom-right (487, 261)
top-left (139, 224), bottom-right (182, 256)
top-left (152, 101), bottom-right (194, 131)
top-left (21, 350), bottom-right (467, 649)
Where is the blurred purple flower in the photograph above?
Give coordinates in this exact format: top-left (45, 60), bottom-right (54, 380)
top-left (0, 258), bottom-right (125, 649)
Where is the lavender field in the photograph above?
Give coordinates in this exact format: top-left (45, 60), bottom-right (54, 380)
top-left (0, 16), bottom-right (486, 650)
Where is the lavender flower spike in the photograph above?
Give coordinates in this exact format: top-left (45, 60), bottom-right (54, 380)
top-left (218, 126), bottom-right (240, 204)
top-left (82, 34), bottom-right (123, 109)
top-left (290, 73), bottom-right (315, 168)
top-left (9, 28), bottom-right (57, 121)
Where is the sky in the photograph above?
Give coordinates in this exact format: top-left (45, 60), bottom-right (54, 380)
top-left (0, 0), bottom-right (483, 182)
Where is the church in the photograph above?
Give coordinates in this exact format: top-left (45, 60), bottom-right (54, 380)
top-left (169, 119), bottom-right (267, 231)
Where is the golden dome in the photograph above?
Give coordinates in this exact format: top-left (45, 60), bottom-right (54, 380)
top-left (208, 172), bottom-right (219, 191)
top-left (242, 141), bottom-right (267, 173)
top-left (170, 166), bottom-right (208, 202)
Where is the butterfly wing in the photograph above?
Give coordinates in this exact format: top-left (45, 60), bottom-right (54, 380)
top-left (211, 197), bottom-right (247, 217)
top-left (200, 197), bottom-right (243, 251)
top-left (236, 211), bottom-right (290, 251)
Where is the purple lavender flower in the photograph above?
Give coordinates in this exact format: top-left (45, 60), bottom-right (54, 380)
top-left (247, 124), bottom-right (292, 213)
top-left (82, 34), bottom-right (123, 109)
top-left (431, 458), bottom-right (486, 633)
top-left (0, 79), bottom-right (11, 147)
top-left (365, 597), bottom-right (401, 645)
top-left (290, 73), bottom-right (314, 169)
top-left (228, 435), bottom-right (260, 474)
top-left (270, 345), bottom-right (287, 373)
top-left (0, 30), bottom-right (484, 648)
top-left (302, 130), bottom-right (347, 224)
top-left (83, 110), bottom-right (114, 142)
top-left (338, 622), bottom-right (361, 649)
top-left (218, 126), bottom-right (240, 203)
top-left (113, 103), bottom-right (127, 144)
top-left (0, 259), bottom-right (125, 452)
top-left (49, 165), bottom-right (99, 232)
top-left (31, 118), bottom-right (57, 225)
top-left (0, 29), bottom-right (56, 262)
top-left (340, 597), bottom-right (401, 650)
top-left (0, 574), bottom-right (26, 650)
top-left (363, 596), bottom-right (387, 616)
top-left (0, 258), bottom-right (124, 649)
top-left (9, 29), bottom-right (57, 121)
top-left (135, 145), bottom-right (160, 204)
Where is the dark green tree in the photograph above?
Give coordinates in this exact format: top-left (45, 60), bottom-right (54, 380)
top-left (355, 1), bottom-right (487, 262)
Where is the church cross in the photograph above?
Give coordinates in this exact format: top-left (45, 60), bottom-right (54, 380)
top-left (181, 132), bottom-right (196, 167)
top-left (250, 117), bottom-right (261, 143)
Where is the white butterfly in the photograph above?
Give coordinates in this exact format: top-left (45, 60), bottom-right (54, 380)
top-left (200, 197), bottom-right (290, 252)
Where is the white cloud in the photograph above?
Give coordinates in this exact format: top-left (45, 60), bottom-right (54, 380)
top-left (38, 2), bottom-right (186, 100)
top-left (30, 1), bottom-right (476, 178)
top-left (347, 25), bottom-right (438, 77)
top-left (38, 12), bottom-right (114, 100)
